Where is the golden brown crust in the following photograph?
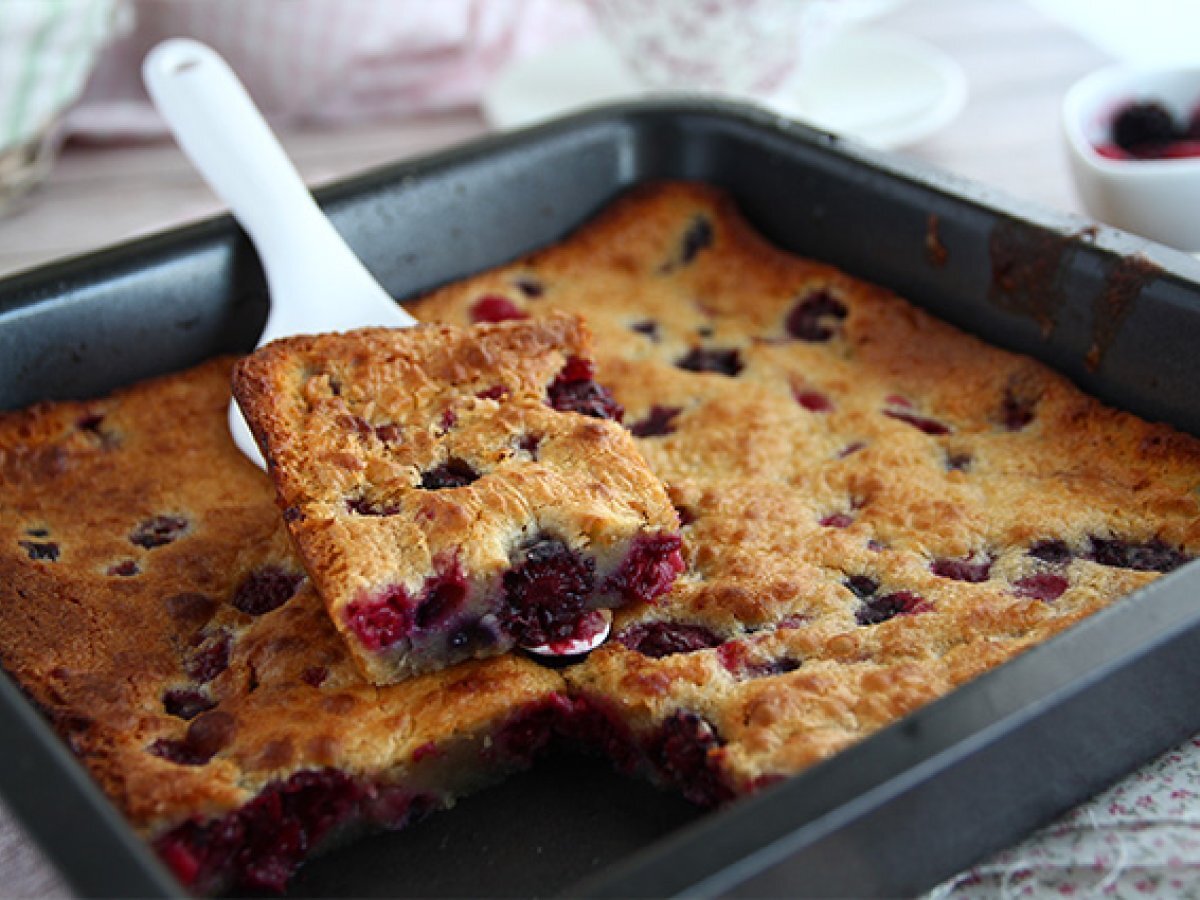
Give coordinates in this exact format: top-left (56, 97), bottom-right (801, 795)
top-left (0, 359), bottom-right (564, 834)
top-left (232, 315), bottom-right (680, 683)
top-left (412, 180), bottom-right (1200, 791)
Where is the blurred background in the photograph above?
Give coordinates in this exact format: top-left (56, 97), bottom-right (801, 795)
top-left (2, 0), bottom-right (1199, 278)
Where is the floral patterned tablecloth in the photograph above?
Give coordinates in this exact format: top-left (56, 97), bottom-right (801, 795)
top-left (934, 735), bottom-right (1200, 898)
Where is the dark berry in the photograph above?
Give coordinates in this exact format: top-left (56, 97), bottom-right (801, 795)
top-left (1029, 540), bottom-right (1072, 565)
top-left (18, 540), bottom-right (58, 561)
top-left (153, 769), bottom-right (365, 892)
top-left (785, 291), bottom-right (848, 342)
top-left (469, 296), bottom-right (528, 324)
top-left (516, 432), bottom-right (542, 457)
top-left (678, 216), bottom-right (713, 265)
top-left (856, 590), bottom-right (930, 626)
top-left (546, 356), bottom-right (623, 421)
top-left (1087, 537), bottom-right (1190, 573)
top-left (419, 458), bottom-right (480, 490)
top-left (616, 621), bottom-right (723, 658)
top-left (676, 347), bottom-right (743, 377)
top-left (185, 632), bottom-right (231, 683)
top-left (629, 320), bottom-right (660, 341)
top-left (884, 408), bottom-right (951, 435)
top-left (476, 385), bottom-right (508, 400)
top-left (232, 567), bottom-right (303, 616)
top-left (1112, 101), bottom-right (1179, 155)
top-left (514, 276), bottom-right (544, 298)
top-left (674, 504), bottom-right (697, 527)
top-left (414, 566), bottom-right (470, 631)
top-left (1013, 573), bottom-right (1069, 602)
top-left (648, 711), bottom-right (732, 806)
top-left (345, 585), bottom-right (413, 652)
top-left (843, 574), bottom-right (879, 599)
top-left (1000, 389), bottom-right (1037, 431)
top-left (602, 533), bottom-right (685, 603)
top-left (838, 441), bottom-right (866, 458)
top-left (501, 538), bottom-right (595, 646)
top-left (945, 451), bottom-right (972, 472)
top-left (163, 689), bottom-right (216, 720)
top-left (130, 515), bottom-right (189, 549)
top-left (930, 555), bottom-right (992, 583)
top-left (149, 710), bottom-right (235, 767)
top-left (629, 405), bottom-right (682, 438)
top-left (374, 422), bottom-right (403, 445)
top-left (743, 657), bottom-right (801, 679)
top-left (821, 512), bottom-right (854, 528)
top-left (347, 496), bottom-right (401, 516)
top-left (107, 560), bottom-right (139, 577)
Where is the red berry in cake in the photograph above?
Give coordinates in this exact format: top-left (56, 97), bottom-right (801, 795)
top-left (930, 555), bottom-right (992, 583)
top-left (856, 590), bottom-right (930, 626)
top-left (1000, 389), bottom-right (1037, 431)
top-left (629, 405), bottom-right (682, 437)
top-left (821, 512), bottom-right (854, 528)
top-left (346, 496), bottom-right (401, 516)
top-left (785, 291), bottom-right (848, 341)
top-left (469, 295), bottom-right (528, 324)
top-left (1013, 573), bottom-right (1069, 602)
top-left (546, 357), bottom-right (624, 421)
top-left (185, 632), bottom-right (232, 683)
top-left (232, 567), bottom-right (304, 616)
top-left (107, 559), bottom-right (140, 577)
top-left (616, 621), bottom-right (723, 658)
top-left (345, 585), bottom-right (413, 652)
top-left (648, 711), bottom-right (733, 806)
top-left (413, 565), bottom-right (470, 631)
top-left (795, 389), bottom-right (833, 412)
top-left (602, 533), bottom-right (685, 603)
top-left (675, 347), bottom-right (743, 377)
top-left (419, 458), bottom-right (480, 490)
top-left (501, 538), bottom-right (596, 646)
top-left (129, 514), bottom-right (188, 549)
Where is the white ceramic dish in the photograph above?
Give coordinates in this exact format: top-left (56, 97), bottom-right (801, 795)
top-left (483, 30), bottom-right (966, 150)
top-left (1063, 64), bottom-right (1200, 251)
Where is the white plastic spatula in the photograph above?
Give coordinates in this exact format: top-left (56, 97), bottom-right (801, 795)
top-left (142, 38), bottom-right (418, 469)
top-left (142, 39), bottom-right (610, 656)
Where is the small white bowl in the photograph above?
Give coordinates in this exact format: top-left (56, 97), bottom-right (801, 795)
top-left (1063, 64), bottom-right (1200, 251)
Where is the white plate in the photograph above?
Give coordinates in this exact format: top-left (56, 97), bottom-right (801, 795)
top-left (482, 30), bottom-right (967, 150)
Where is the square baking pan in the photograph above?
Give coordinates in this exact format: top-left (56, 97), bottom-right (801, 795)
top-left (5, 99), bottom-right (1200, 899)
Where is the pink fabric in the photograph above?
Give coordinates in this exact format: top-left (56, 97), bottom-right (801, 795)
top-left (67, 0), bottom-right (593, 139)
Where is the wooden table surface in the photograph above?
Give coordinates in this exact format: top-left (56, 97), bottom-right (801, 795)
top-left (0, 0), bottom-right (1126, 895)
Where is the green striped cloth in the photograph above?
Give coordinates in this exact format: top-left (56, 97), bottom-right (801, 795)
top-left (0, 0), bottom-right (122, 152)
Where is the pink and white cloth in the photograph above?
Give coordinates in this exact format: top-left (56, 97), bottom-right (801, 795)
top-left (67, 0), bottom-right (592, 140)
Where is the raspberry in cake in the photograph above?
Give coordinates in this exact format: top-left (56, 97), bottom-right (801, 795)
top-left (232, 314), bottom-right (683, 684)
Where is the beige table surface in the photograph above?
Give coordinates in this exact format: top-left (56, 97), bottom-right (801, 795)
top-left (0, 0), bottom-right (1138, 896)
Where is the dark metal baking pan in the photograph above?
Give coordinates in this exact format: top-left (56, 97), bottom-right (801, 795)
top-left (4, 99), bottom-right (1200, 898)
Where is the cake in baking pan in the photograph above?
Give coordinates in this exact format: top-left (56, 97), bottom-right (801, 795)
top-left (232, 314), bottom-right (683, 684)
top-left (1, 182), bottom-right (1197, 893)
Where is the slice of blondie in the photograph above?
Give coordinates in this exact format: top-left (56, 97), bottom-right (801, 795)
top-left (233, 313), bottom-right (684, 684)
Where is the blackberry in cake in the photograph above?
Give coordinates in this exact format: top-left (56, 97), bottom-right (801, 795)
top-left (232, 314), bottom-right (683, 684)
